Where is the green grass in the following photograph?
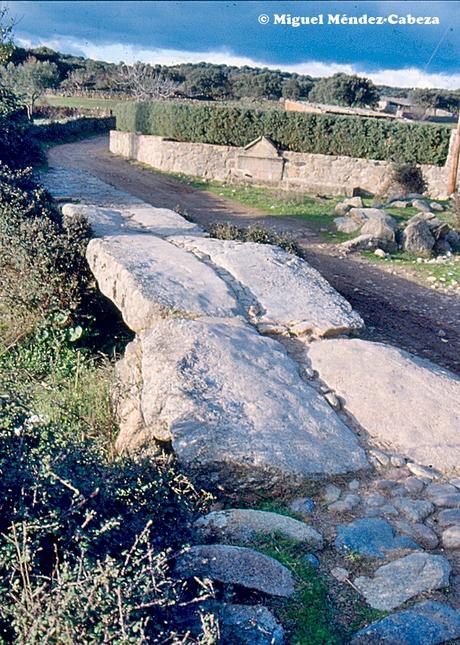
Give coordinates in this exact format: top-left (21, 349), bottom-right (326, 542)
top-left (158, 172), bottom-right (455, 246)
top-left (254, 536), bottom-right (343, 644)
top-left (41, 95), bottom-right (121, 110)
top-left (252, 536), bottom-right (389, 644)
top-left (363, 250), bottom-right (460, 289)
top-left (157, 171), bottom-right (360, 242)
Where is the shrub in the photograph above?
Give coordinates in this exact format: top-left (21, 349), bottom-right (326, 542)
top-left (209, 222), bottom-right (304, 257)
top-left (390, 162), bottom-right (427, 195)
top-left (0, 86), bottom-right (43, 167)
top-left (0, 166), bottom-right (92, 345)
top-left (114, 101), bottom-right (452, 166)
top-left (0, 383), bottom-right (215, 643)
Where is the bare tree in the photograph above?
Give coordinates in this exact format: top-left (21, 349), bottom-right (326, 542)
top-left (116, 62), bottom-right (178, 100)
top-left (0, 5), bottom-right (15, 64)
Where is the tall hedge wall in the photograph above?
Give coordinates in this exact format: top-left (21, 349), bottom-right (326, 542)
top-left (114, 101), bottom-right (452, 166)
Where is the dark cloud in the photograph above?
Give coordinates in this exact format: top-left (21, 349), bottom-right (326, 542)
top-left (8, 1), bottom-right (460, 73)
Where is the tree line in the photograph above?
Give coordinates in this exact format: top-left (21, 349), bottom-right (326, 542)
top-left (1, 42), bottom-right (459, 117)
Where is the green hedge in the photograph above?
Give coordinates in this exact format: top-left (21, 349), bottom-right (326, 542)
top-left (115, 101), bottom-right (451, 166)
top-left (32, 116), bottom-right (115, 142)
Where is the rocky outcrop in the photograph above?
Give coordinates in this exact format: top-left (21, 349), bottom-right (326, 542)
top-left (402, 220), bottom-right (436, 256)
top-left (308, 339), bottom-right (460, 474)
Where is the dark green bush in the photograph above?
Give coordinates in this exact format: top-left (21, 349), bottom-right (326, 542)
top-left (0, 87), bottom-right (43, 167)
top-left (209, 222), bottom-right (304, 257)
top-left (31, 116), bottom-right (115, 143)
top-left (0, 166), bottom-right (92, 342)
top-left (115, 101), bottom-right (451, 166)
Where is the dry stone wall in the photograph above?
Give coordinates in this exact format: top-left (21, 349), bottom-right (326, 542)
top-left (110, 129), bottom-right (455, 198)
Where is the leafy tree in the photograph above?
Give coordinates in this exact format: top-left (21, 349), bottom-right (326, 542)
top-left (282, 77), bottom-right (314, 100)
top-left (232, 71), bottom-right (283, 100)
top-left (182, 66), bottom-right (230, 98)
top-left (410, 88), bottom-right (460, 116)
top-left (0, 57), bottom-right (59, 118)
top-left (309, 73), bottom-right (380, 108)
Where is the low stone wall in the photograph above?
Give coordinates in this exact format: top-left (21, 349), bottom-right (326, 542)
top-left (110, 130), bottom-right (456, 199)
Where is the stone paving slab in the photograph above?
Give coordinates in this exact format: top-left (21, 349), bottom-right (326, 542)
top-left (175, 544), bottom-right (295, 597)
top-left (170, 236), bottom-right (364, 339)
top-left (308, 339), bottom-right (460, 474)
top-left (195, 509), bottom-right (323, 549)
top-left (86, 234), bottom-right (240, 333)
top-left (132, 318), bottom-right (368, 486)
top-left (354, 552), bottom-right (451, 611)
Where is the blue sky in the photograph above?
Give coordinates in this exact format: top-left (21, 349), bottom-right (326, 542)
top-left (7, 1), bottom-right (460, 88)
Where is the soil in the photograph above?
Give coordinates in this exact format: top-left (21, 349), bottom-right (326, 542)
top-left (48, 136), bottom-right (460, 375)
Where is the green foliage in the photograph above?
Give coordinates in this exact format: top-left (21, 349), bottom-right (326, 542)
top-left (0, 87), bottom-right (43, 167)
top-left (0, 166), bottom-right (92, 344)
top-left (308, 73), bottom-right (380, 108)
top-left (0, 371), bottom-right (214, 642)
top-left (209, 222), bottom-right (304, 257)
top-left (115, 100), bottom-right (451, 165)
top-left (255, 536), bottom-right (343, 644)
top-left (0, 57), bottom-right (60, 117)
top-left (391, 162), bottom-right (427, 195)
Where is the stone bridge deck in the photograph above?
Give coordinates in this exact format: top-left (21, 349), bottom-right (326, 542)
top-left (46, 167), bottom-right (460, 490)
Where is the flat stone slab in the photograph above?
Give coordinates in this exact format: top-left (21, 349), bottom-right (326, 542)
top-left (351, 600), bottom-right (460, 645)
top-left (354, 553), bottom-right (451, 611)
top-left (120, 204), bottom-right (204, 237)
top-left (175, 544), bottom-right (295, 597)
top-left (349, 207), bottom-right (391, 223)
top-left (195, 509), bottom-right (323, 549)
top-left (63, 204), bottom-right (135, 237)
top-left (170, 236), bottom-right (363, 339)
top-left (308, 339), bottom-right (460, 474)
top-left (221, 604), bottom-right (284, 645)
top-left (130, 318), bottom-right (368, 487)
top-left (86, 234), bottom-right (239, 332)
top-left (335, 518), bottom-right (419, 559)
top-left (63, 203), bottom-right (203, 238)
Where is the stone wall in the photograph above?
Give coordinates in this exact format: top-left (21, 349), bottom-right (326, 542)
top-left (110, 130), bottom-right (457, 199)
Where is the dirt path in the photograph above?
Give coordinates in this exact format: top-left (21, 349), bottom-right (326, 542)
top-left (48, 136), bottom-right (460, 374)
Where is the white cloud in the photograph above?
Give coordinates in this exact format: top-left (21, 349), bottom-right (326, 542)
top-left (17, 34), bottom-right (460, 90)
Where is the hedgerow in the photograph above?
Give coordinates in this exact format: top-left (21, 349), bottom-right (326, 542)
top-left (31, 115), bottom-right (115, 143)
top-left (114, 101), bottom-right (451, 166)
